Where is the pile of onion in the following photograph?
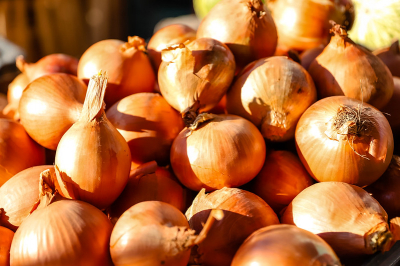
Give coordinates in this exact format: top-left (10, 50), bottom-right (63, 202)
top-left (110, 201), bottom-right (223, 266)
top-left (19, 73), bottom-right (87, 150)
top-left (186, 188), bottom-right (279, 266)
top-left (147, 24), bottom-right (196, 72)
top-left (249, 150), bottom-right (313, 213)
top-left (158, 38), bottom-right (235, 125)
top-left (197, 0), bottom-right (277, 68)
top-left (171, 114), bottom-right (266, 191)
top-left (107, 93), bottom-right (184, 166)
top-left (374, 40), bottom-right (400, 77)
top-left (381, 77), bottom-right (400, 134)
top-left (281, 182), bottom-right (392, 257)
top-left (231, 224), bottom-right (341, 266)
top-left (226, 56), bottom-right (317, 142)
top-left (0, 119), bottom-right (45, 185)
top-left (0, 224), bottom-right (13, 266)
top-left (2, 73), bottom-right (29, 121)
top-left (78, 36), bottom-right (155, 106)
top-left (54, 72), bottom-right (131, 209)
top-left (296, 96), bottom-right (393, 187)
top-left (309, 24), bottom-right (394, 109)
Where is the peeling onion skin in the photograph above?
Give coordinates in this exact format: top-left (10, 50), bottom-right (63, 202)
top-left (231, 225), bottom-right (342, 266)
top-left (106, 93), bottom-right (184, 166)
top-left (281, 182), bottom-right (390, 257)
top-left (19, 74), bottom-right (87, 150)
top-left (0, 165), bottom-right (54, 231)
top-left (170, 114), bottom-right (266, 191)
top-left (295, 96), bottom-right (393, 187)
top-left (10, 199), bottom-right (114, 266)
top-left (197, 0), bottom-right (277, 68)
top-left (186, 188), bottom-right (279, 266)
top-left (308, 24), bottom-right (394, 110)
top-left (0, 226), bottom-right (13, 266)
top-left (374, 41), bottom-right (400, 78)
top-left (226, 56), bottom-right (317, 142)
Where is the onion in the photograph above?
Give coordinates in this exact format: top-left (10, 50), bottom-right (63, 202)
top-left (186, 188), bottom-right (279, 266)
top-left (281, 182), bottom-right (391, 257)
top-left (158, 38), bottom-right (235, 125)
top-left (231, 224), bottom-right (341, 266)
top-left (2, 73), bottom-right (29, 121)
top-left (16, 54), bottom-right (78, 82)
top-left (148, 24), bottom-right (196, 72)
top-left (54, 72), bottom-right (131, 210)
top-left (0, 225), bottom-right (13, 266)
top-left (268, 0), bottom-right (354, 52)
top-left (170, 114), bottom-right (266, 191)
top-left (110, 201), bottom-right (223, 266)
top-left (107, 161), bottom-right (187, 222)
top-left (0, 165), bottom-right (54, 230)
top-left (380, 78), bottom-right (400, 135)
top-left (308, 24), bottom-right (394, 109)
top-left (365, 155), bottom-right (400, 219)
top-left (197, 0), bottom-right (277, 68)
top-left (374, 41), bottom-right (400, 78)
top-left (78, 36), bottom-right (155, 106)
top-left (106, 93), bottom-right (184, 166)
top-left (19, 73), bottom-right (87, 150)
top-left (300, 45), bottom-right (324, 70)
top-left (390, 218), bottom-right (400, 244)
top-left (249, 150), bottom-right (313, 213)
top-left (296, 96), bottom-right (393, 186)
top-left (0, 119), bottom-right (45, 185)
top-left (226, 56), bottom-right (317, 142)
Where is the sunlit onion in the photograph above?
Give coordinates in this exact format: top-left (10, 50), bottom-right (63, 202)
top-left (2, 73), bottom-right (29, 121)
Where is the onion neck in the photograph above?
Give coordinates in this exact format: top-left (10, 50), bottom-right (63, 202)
top-left (30, 169), bottom-right (61, 213)
top-left (183, 101), bottom-right (201, 126)
top-left (121, 36), bottom-right (147, 53)
top-left (186, 113), bottom-right (216, 135)
top-left (80, 71), bottom-right (108, 122)
top-left (365, 223), bottom-right (393, 253)
top-left (329, 23), bottom-right (352, 50)
top-left (247, 0), bottom-right (266, 19)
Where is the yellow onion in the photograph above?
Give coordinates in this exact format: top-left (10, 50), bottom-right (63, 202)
top-left (110, 201), bottom-right (223, 266)
top-left (0, 119), bottom-right (45, 185)
top-left (374, 40), bottom-right (400, 78)
top-left (19, 74), bottom-right (87, 150)
top-left (300, 45), bottom-right (324, 70)
top-left (148, 24), bottom-right (196, 72)
top-left (54, 72), bottom-right (131, 209)
top-left (78, 37), bottom-right (155, 106)
top-left (308, 24), bottom-right (394, 109)
top-left (0, 165), bottom-right (54, 230)
top-left (296, 96), bottom-right (393, 187)
top-left (197, 0), bottom-right (277, 68)
top-left (226, 56), bottom-right (317, 142)
top-left (106, 93), bottom-right (184, 166)
top-left (186, 188), bottom-right (279, 266)
top-left (2, 73), bottom-right (29, 121)
top-left (231, 225), bottom-right (341, 266)
top-left (0, 225), bottom-right (13, 266)
top-left (171, 114), bottom-right (266, 191)
top-left (381, 77), bottom-right (400, 134)
top-left (281, 182), bottom-right (391, 257)
top-left (158, 38), bottom-right (235, 125)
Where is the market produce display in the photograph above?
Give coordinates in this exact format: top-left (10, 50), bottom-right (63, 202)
top-left (1, 0), bottom-right (400, 265)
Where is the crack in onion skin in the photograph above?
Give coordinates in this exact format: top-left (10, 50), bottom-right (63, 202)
top-left (226, 56), bottom-right (317, 142)
top-left (231, 224), bottom-right (342, 266)
top-left (295, 96), bottom-right (393, 187)
top-left (186, 188), bottom-right (279, 266)
top-left (77, 37), bottom-right (155, 106)
top-left (197, 0), bottom-right (277, 68)
top-left (308, 24), bottom-right (394, 110)
top-left (19, 74), bottom-right (87, 150)
top-left (374, 40), bottom-right (400, 78)
top-left (281, 182), bottom-right (391, 257)
top-left (0, 225), bottom-right (13, 266)
top-left (10, 199), bottom-right (114, 266)
top-left (170, 114), bottom-right (266, 191)
top-left (106, 93), bottom-right (184, 166)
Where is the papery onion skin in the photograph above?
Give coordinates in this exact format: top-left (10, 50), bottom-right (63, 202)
top-left (381, 77), bottom-right (400, 134)
top-left (226, 56), bottom-right (316, 142)
top-left (0, 119), bottom-right (45, 185)
top-left (3, 73), bottom-right (29, 121)
top-left (10, 199), bottom-right (113, 266)
top-left (374, 41), bottom-right (400, 78)
top-left (0, 165), bottom-right (54, 231)
top-left (107, 93), bottom-right (184, 166)
top-left (77, 37), bottom-right (155, 106)
top-left (19, 73), bottom-right (87, 150)
top-left (281, 182), bottom-right (390, 257)
top-left (308, 25), bottom-right (394, 109)
top-left (231, 224), bottom-right (341, 266)
top-left (296, 96), bottom-right (393, 187)
top-left (186, 188), bottom-right (279, 266)
top-left (0, 226), bottom-right (13, 266)
top-left (390, 218), bottom-right (400, 245)
top-left (300, 45), bottom-right (324, 70)
top-left (197, 0), bottom-right (277, 68)
top-left (148, 24), bottom-right (196, 72)
top-left (250, 150), bottom-right (313, 213)
top-left (171, 114), bottom-right (266, 191)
